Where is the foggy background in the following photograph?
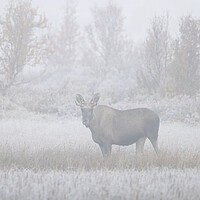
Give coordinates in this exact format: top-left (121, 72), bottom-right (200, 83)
top-left (34, 0), bottom-right (200, 41)
top-left (1, 0), bottom-right (199, 41)
top-left (0, 0), bottom-right (199, 122)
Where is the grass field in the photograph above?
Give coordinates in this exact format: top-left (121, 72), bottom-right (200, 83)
top-left (0, 118), bottom-right (200, 199)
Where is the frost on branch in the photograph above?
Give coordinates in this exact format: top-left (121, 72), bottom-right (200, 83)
top-left (0, 0), bottom-right (48, 94)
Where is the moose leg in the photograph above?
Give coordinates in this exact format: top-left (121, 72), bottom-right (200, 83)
top-left (136, 137), bottom-right (146, 155)
top-left (99, 143), bottom-right (112, 158)
top-left (149, 138), bottom-right (159, 155)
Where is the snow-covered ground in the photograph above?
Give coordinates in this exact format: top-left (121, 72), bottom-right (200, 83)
top-left (0, 118), bottom-right (199, 153)
top-left (0, 168), bottom-right (200, 200)
top-left (0, 118), bottom-right (200, 199)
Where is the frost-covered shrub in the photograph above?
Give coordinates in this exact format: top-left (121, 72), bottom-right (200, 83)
top-left (120, 95), bottom-right (200, 124)
top-left (1, 73), bottom-right (199, 124)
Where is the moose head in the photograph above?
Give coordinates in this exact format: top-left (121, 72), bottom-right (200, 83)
top-left (75, 93), bottom-right (100, 127)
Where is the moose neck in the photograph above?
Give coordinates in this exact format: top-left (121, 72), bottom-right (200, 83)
top-left (88, 109), bottom-right (98, 131)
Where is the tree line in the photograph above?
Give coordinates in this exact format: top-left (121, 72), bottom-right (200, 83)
top-left (0, 0), bottom-right (199, 97)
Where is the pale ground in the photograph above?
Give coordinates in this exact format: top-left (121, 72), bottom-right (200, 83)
top-left (1, 118), bottom-right (199, 152)
top-left (0, 117), bottom-right (200, 200)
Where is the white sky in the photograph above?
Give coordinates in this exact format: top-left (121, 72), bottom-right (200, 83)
top-left (0, 0), bottom-right (199, 42)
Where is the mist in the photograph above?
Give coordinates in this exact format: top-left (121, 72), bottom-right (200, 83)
top-left (0, 0), bottom-right (199, 199)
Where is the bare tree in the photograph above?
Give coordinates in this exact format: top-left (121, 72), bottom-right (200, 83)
top-left (50, 0), bottom-right (79, 71)
top-left (0, 0), bottom-right (48, 94)
top-left (136, 15), bottom-right (171, 93)
top-left (83, 2), bottom-right (134, 78)
top-left (166, 16), bottom-right (200, 96)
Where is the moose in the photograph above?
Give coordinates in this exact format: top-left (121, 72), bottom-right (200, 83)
top-left (75, 93), bottom-right (160, 158)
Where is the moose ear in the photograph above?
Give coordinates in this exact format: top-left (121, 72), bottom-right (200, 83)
top-left (75, 94), bottom-right (85, 106)
top-left (90, 93), bottom-right (100, 107)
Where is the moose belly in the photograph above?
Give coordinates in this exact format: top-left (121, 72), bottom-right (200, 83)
top-left (113, 132), bottom-right (142, 146)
